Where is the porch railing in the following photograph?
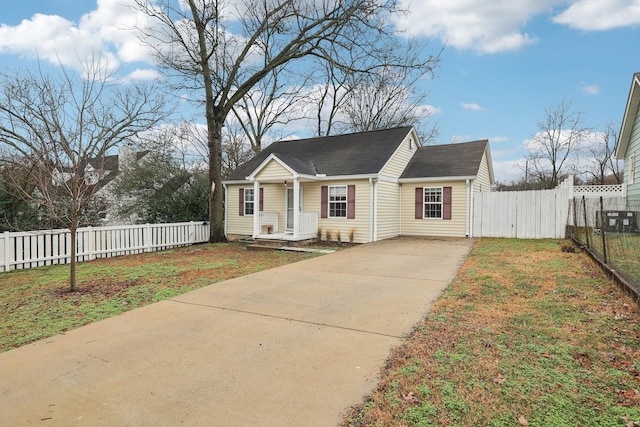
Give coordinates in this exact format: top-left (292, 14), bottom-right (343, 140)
top-left (299, 212), bottom-right (318, 238)
top-left (259, 211), bottom-right (279, 234)
top-left (257, 211), bottom-right (317, 238)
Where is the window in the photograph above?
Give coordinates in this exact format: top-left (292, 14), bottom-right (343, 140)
top-left (424, 187), bottom-right (443, 219)
top-left (630, 153), bottom-right (636, 185)
top-left (244, 188), bottom-right (254, 215)
top-left (329, 185), bottom-right (347, 218)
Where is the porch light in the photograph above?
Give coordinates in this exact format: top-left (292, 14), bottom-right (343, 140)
top-left (284, 180), bottom-right (287, 187)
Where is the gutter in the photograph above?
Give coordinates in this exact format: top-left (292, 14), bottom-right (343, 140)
top-left (399, 175), bottom-right (477, 184)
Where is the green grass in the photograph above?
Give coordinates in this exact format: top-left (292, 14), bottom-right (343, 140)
top-left (344, 239), bottom-right (640, 427)
top-left (0, 243), bottom-right (320, 352)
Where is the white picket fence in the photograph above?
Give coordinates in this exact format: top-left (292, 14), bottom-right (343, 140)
top-left (0, 222), bottom-right (210, 273)
top-left (472, 176), bottom-right (626, 239)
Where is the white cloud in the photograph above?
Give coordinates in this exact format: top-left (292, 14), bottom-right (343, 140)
top-left (580, 83), bottom-right (600, 95)
top-left (394, 0), bottom-right (558, 53)
top-left (0, 13), bottom-right (118, 70)
top-left (0, 0), bottom-right (153, 76)
top-left (396, 0), bottom-right (640, 54)
top-left (451, 134), bottom-right (473, 143)
top-left (121, 68), bottom-right (163, 82)
top-left (553, 0), bottom-right (640, 30)
top-left (461, 102), bottom-right (485, 111)
top-left (489, 136), bottom-right (510, 143)
top-left (492, 158), bottom-right (526, 183)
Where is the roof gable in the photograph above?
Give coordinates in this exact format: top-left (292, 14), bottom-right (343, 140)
top-left (225, 127), bottom-right (414, 181)
top-left (616, 72), bottom-right (640, 159)
top-left (400, 139), bottom-right (490, 180)
top-left (249, 154), bottom-right (299, 180)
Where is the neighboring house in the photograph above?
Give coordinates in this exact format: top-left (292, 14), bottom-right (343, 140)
top-left (223, 126), bottom-right (494, 244)
top-left (52, 144), bottom-right (148, 225)
top-left (617, 72), bottom-right (640, 199)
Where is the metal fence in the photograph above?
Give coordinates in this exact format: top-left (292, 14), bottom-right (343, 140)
top-left (0, 222), bottom-right (210, 273)
top-left (568, 196), bottom-right (640, 286)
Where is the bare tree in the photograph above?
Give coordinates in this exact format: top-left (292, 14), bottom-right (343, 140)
top-left (232, 67), bottom-right (306, 153)
top-left (305, 38), bottom-right (441, 139)
top-left (340, 64), bottom-right (439, 142)
top-left (579, 122), bottom-right (623, 185)
top-left (524, 98), bottom-right (590, 189)
top-left (133, 0), bottom-right (439, 243)
top-left (220, 123), bottom-right (254, 178)
top-left (307, 58), bottom-right (353, 137)
top-left (0, 60), bottom-right (170, 291)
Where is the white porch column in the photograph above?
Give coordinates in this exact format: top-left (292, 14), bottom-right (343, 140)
top-left (253, 179), bottom-right (260, 238)
top-left (293, 178), bottom-right (300, 239)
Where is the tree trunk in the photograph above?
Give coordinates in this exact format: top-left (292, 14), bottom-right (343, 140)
top-left (207, 114), bottom-right (227, 243)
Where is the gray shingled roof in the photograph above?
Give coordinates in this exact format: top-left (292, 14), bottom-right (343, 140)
top-left (225, 127), bottom-right (413, 180)
top-left (400, 139), bottom-right (488, 179)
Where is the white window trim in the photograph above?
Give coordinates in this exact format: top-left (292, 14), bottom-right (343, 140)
top-left (423, 187), bottom-right (443, 220)
top-left (328, 185), bottom-right (347, 219)
top-left (629, 153), bottom-right (636, 185)
top-left (244, 188), bottom-right (255, 216)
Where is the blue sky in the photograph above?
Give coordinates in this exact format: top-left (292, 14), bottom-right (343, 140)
top-left (1, 0), bottom-right (639, 182)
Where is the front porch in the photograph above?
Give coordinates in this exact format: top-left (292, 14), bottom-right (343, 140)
top-left (256, 210), bottom-right (318, 242)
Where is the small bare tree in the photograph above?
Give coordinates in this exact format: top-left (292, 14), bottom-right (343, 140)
top-left (0, 60), bottom-right (170, 291)
top-left (579, 122), bottom-right (623, 184)
top-left (525, 98), bottom-right (590, 189)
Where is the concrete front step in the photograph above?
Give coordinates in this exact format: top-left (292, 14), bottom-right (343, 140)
top-left (254, 238), bottom-right (289, 247)
top-left (246, 243), bottom-right (283, 251)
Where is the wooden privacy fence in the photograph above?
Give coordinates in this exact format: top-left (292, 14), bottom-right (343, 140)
top-left (473, 189), bottom-right (570, 238)
top-left (0, 222), bottom-right (210, 273)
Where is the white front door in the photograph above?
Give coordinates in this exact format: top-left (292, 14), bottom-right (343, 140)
top-left (285, 186), bottom-right (303, 232)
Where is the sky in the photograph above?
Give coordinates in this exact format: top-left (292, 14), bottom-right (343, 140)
top-left (1, 0), bottom-right (639, 183)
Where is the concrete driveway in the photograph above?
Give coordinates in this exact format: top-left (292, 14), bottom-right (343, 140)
top-left (0, 237), bottom-right (474, 426)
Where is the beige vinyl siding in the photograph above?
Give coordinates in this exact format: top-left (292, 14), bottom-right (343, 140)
top-left (375, 180), bottom-right (401, 240)
top-left (474, 150), bottom-right (492, 193)
top-left (400, 181), bottom-right (468, 237)
top-left (627, 106), bottom-right (640, 198)
top-left (306, 179), bottom-right (372, 244)
top-left (379, 134), bottom-right (416, 178)
top-left (262, 184), bottom-right (286, 233)
top-left (255, 160), bottom-right (292, 182)
top-left (226, 183), bottom-right (254, 236)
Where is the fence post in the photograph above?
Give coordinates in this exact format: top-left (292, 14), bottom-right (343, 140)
top-left (600, 196), bottom-right (607, 264)
top-left (572, 198), bottom-right (578, 242)
top-left (190, 221), bottom-right (195, 244)
top-left (87, 226), bottom-right (95, 261)
top-left (144, 224), bottom-right (152, 252)
top-left (582, 196), bottom-right (590, 249)
top-left (3, 231), bottom-right (10, 272)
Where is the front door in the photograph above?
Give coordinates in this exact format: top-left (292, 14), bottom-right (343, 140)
top-left (285, 186), bottom-right (303, 232)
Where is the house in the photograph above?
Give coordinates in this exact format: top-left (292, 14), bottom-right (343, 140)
top-left (617, 72), bottom-right (640, 199)
top-left (223, 126), bottom-right (494, 244)
top-left (53, 145), bottom-right (150, 225)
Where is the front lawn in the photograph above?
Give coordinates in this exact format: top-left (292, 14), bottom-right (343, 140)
top-left (344, 239), bottom-right (640, 426)
top-left (0, 243), bottom-right (319, 352)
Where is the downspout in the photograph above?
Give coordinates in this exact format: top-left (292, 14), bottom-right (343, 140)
top-left (466, 179), bottom-right (472, 237)
top-left (253, 180), bottom-right (260, 238)
top-left (373, 178), bottom-right (378, 241)
top-left (369, 177), bottom-right (374, 242)
top-left (399, 182), bottom-right (402, 237)
top-left (223, 183), bottom-right (228, 238)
